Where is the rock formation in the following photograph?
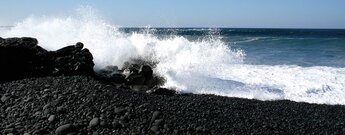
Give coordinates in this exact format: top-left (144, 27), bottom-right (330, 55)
top-left (0, 37), bottom-right (94, 83)
top-left (0, 37), bottom-right (174, 95)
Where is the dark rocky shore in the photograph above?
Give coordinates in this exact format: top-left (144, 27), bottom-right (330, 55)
top-left (1, 37), bottom-right (345, 135)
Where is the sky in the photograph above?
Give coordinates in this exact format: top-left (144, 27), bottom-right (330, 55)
top-left (1, 0), bottom-right (345, 29)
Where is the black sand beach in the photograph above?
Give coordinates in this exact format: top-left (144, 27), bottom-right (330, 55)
top-left (1, 75), bottom-right (345, 134)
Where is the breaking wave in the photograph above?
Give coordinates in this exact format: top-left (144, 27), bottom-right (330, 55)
top-left (2, 7), bottom-right (345, 105)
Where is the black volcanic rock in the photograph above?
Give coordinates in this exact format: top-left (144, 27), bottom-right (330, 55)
top-left (55, 124), bottom-right (76, 135)
top-left (139, 65), bottom-right (153, 79)
top-left (121, 63), bottom-right (167, 92)
top-left (0, 37), bottom-right (94, 83)
top-left (48, 42), bottom-right (94, 75)
top-left (89, 117), bottom-right (100, 128)
top-left (97, 62), bottom-right (168, 93)
top-left (96, 66), bottom-right (126, 84)
top-left (0, 37), bottom-right (171, 94)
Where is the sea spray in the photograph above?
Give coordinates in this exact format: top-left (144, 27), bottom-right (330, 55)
top-left (2, 7), bottom-right (345, 105)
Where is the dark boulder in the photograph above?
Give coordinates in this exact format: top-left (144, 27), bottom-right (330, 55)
top-left (139, 65), bottom-right (153, 79)
top-left (123, 65), bottom-right (154, 91)
top-left (89, 117), bottom-right (100, 128)
top-left (115, 63), bottom-right (166, 91)
top-left (106, 73), bottom-right (126, 84)
top-left (54, 42), bottom-right (84, 56)
top-left (47, 42), bottom-right (94, 76)
top-left (0, 37), bottom-right (47, 82)
top-left (125, 65), bottom-right (153, 86)
top-left (55, 124), bottom-right (76, 135)
top-left (0, 37), bottom-right (94, 83)
top-left (96, 66), bottom-right (126, 84)
top-left (126, 73), bottom-right (146, 86)
top-left (96, 63), bottom-right (163, 92)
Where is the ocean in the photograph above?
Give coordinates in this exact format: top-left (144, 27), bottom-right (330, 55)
top-left (122, 28), bottom-right (345, 67)
top-left (1, 13), bottom-right (345, 105)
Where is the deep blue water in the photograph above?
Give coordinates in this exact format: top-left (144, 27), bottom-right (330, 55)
top-left (122, 28), bottom-right (345, 67)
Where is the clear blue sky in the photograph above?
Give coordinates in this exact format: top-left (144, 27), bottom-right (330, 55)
top-left (1, 0), bottom-right (345, 28)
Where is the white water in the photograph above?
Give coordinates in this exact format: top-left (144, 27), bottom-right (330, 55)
top-left (2, 8), bottom-right (345, 105)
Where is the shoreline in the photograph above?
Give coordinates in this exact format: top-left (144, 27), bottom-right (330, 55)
top-left (1, 75), bottom-right (345, 134)
top-left (2, 37), bottom-right (345, 134)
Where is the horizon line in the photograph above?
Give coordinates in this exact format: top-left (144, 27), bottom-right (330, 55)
top-left (1, 25), bottom-right (345, 30)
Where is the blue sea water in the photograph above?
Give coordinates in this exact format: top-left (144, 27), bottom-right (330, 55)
top-left (121, 28), bottom-right (345, 68)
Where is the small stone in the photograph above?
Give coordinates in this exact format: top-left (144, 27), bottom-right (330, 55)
top-left (5, 123), bottom-right (14, 128)
top-left (164, 124), bottom-right (169, 130)
top-left (114, 107), bottom-right (126, 115)
top-left (23, 133), bottom-right (30, 135)
top-left (4, 128), bottom-right (14, 134)
top-left (1, 94), bottom-right (10, 102)
top-left (196, 126), bottom-right (204, 132)
top-left (34, 111), bottom-right (42, 117)
top-left (55, 124), bottom-right (76, 135)
top-left (120, 115), bottom-right (129, 121)
top-left (48, 115), bottom-right (56, 122)
top-left (57, 106), bottom-right (66, 113)
top-left (119, 119), bottom-right (128, 127)
top-left (24, 97), bottom-right (33, 102)
top-left (43, 103), bottom-right (51, 110)
top-left (14, 122), bottom-right (22, 126)
top-left (150, 125), bottom-right (159, 133)
top-left (174, 130), bottom-right (180, 134)
top-left (100, 120), bottom-right (107, 127)
top-left (43, 88), bottom-right (50, 92)
top-left (42, 94), bottom-right (49, 98)
top-left (154, 119), bottom-right (164, 126)
top-left (43, 108), bottom-right (51, 115)
top-left (151, 111), bottom-right (161, 121)
top-left (51, 99), bottom-right (59, 106)
top-left (89, 117), bottom-right (100, 128)
top-left (112, 120), bottom-right (122, 128)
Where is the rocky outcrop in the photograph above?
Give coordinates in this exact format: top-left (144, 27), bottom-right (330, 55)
top-left (0, 37), bottom-right (174, 95)
top-left (96, 63), bottom-right (168, 93)
top-left (0, 37), bottom-right (94, 83)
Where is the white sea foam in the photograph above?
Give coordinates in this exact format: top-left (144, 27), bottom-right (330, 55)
top-left (2, 7), bottom-right (345, 105)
